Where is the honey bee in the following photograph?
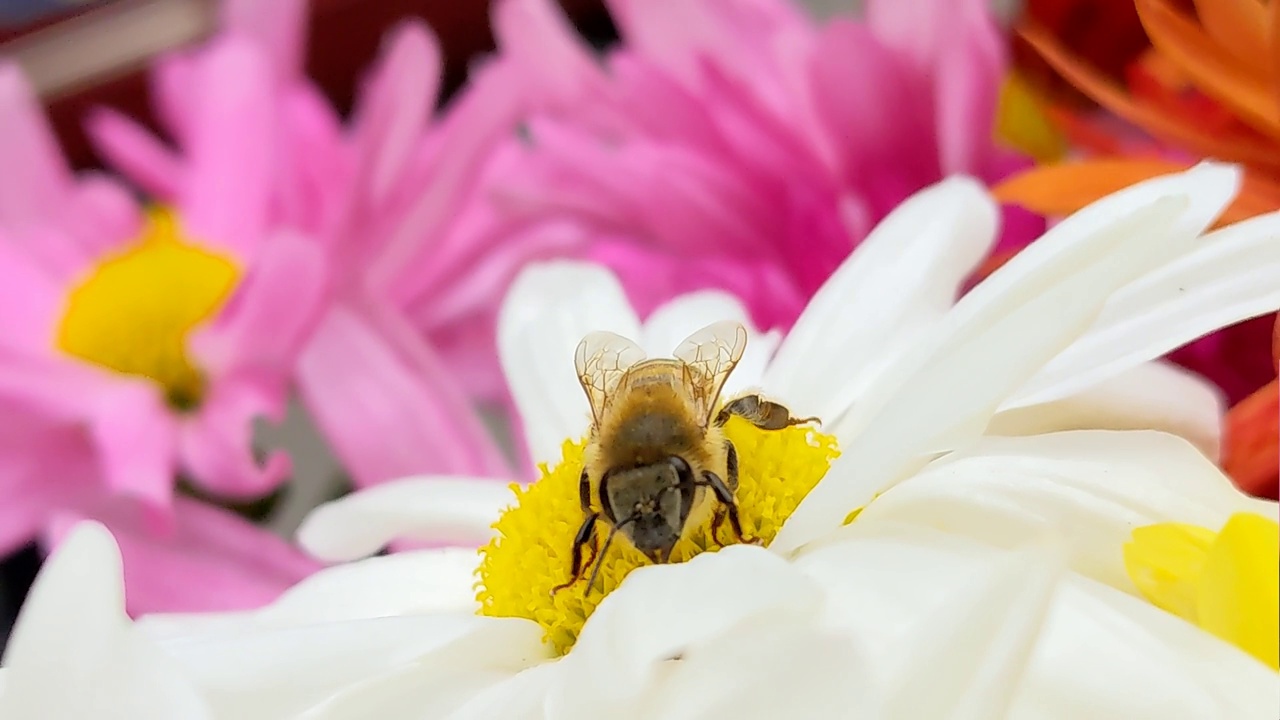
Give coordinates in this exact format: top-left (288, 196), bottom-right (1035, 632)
top-left (552, 320), bottom-right (818, 595)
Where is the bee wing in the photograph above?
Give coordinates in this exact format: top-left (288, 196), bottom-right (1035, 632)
top-left (575, 330), bottom-right (648, 423)
top-left (672, 320), bottom-right (747, 426)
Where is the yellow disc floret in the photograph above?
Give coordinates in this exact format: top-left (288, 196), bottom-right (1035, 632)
top-left (476, 417), bottom-right (840, 655)
top-left (1124, 511), bottom-right (1279, 670)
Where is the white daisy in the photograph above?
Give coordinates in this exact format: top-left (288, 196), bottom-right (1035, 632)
top-left (3, 163), bottom-right (1279, 718)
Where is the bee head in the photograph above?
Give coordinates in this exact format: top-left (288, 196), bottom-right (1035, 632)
top-left (601, 456), bottom-right (697, 561)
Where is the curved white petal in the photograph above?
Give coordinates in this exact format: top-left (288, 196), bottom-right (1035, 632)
top-left (640, 616), bottom-right (876, 720)
top-left (1008, 577), bottom-right (1279, 719)
top-left (259, 548), bottom-right (482, 625)
top-left (297, 477), bottom-right (515, 563)
top-left (763, 175), bottom-right (999, 420)
top-left (447, 662), bottom-right (561, 720)
top-left (499, 260), bottom-right (641, 466)
top-left (641, 290), bottom-right (779, 398)
top-left (854, 430), bottom-right (1275, 593)
top-left (0, 522), bottom-right (213, 718)
top-left (1010, 209), bottom-right (1280, 407)
top-left (775, 164), bottom-right (1234, 555)
top-left (990, 361), bottom-right (1224, 460)
top-left (293, 618), bottom-right (550, 720)
top-left (795, 521), bottom-right (1276, 719)
top-left (547, 545), bottom-right (821, 718)
top-left (158, 614), bottom-right (547, 719)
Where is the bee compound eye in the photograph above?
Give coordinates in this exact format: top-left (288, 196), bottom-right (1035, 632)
top-left (667, 455), bottom-right (694, 485)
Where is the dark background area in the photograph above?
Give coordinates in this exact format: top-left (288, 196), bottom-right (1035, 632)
top-left (0, 0), bottom-right (617, 650)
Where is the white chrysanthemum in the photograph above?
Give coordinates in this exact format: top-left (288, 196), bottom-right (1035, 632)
top-left (3, 163), bottom-right (1279, 719)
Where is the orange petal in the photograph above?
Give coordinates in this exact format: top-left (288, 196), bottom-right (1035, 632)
top-left (1190, 0), bottom-right (1268, 76)
top-left (1135, 0), bottom-right (1280, 141)
top-left (994, 159), bottom-right (1280, 224)
top-left (1223, 379), bottom-right (1279, 499)
top-left (1019, 23), bottom-right (1280, 172)
top-left (1272, 313), bottom-right (1279, 371)
top-left (1271, 0), bottom-right (1280, 111)
top-left (992, 158), bottom-right (1189, 216)
top-left (1223, 169), bottom-right (1280, 224)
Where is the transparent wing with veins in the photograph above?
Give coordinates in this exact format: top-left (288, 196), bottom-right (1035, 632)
top-left (575, 330), bottom-right (648, 424)
top-left (673, 320), bottom-right (747, 427)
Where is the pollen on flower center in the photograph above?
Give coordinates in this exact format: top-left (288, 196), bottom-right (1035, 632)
top-left (475, 417), bottom-right (840, 655)
top-left (56, 210), bottom-right (240, 410)
top-left (1123, 512), bottom-right (1279, 670)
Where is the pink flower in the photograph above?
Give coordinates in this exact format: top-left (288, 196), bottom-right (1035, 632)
top-left (0, 62), bottom-right (324, 611)
top-left (91, 0), bottom-right (515, 486)
top-left (470, 0), bottom-right (1043, 340)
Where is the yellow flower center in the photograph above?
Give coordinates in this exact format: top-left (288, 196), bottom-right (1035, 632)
top-left (476, 417), bottom-right (840, 654)
top-left (1123, 512), bottom-right (1279, 670)
top-left (56, 210), bottom-right (240, 410)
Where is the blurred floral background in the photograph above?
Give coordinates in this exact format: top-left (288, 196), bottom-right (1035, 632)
top-left (0, 0), bottom-right (1274, 665)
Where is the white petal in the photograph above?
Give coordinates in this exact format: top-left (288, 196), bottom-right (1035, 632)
top-left (796, 521), bottom-right (1276, 719)
top-left (0, 522), bottom-right (213, 719)
top-left (499, 260), bottom-right (641, 465)
top-left (258, 548), bottom-right (482, 625)
top-left (547, 545), bottom-right (821, 718)
top-left (159, 614), bottom-right (547, 719)
top-left (640, 290), bottom-right (778, 397)
top-left (794, 521), bottom-right (1060, 698)
top-left (1009, 576), bottom-right (1279, 719)
top-left (640, 616), bottom-right (877, 720)
top-left (856, 430), bottom-right (1275, 593)
top-left (1010, 208), bottom-right (1280, 407)
top-left (774, 164), bottom-right (1233, 555)
top-left (989, 361), bottom-right (1224, 460)
top-left (297, 477), bottom-right (514, 562)
top-left (763, 176), bottom-right (998, 420)
top-left (294, 621), bottom-right (550, 720)
top-left (447, 662), bottom-right (560, 720)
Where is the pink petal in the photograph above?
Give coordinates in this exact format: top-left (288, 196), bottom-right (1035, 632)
top-left (219, 0), bottom-right (308, 83)
top-left (492, 0), bottom-right (609, 103)
top-left (0, 64), bottom-right (73, 229)
top-left (349, 20), bottom-right (442, 209)
top-left (604, 0), bottom-right (811, 89)
top-left (189, 230), bottom-right (329, 377)
top-left (149, 53), bottom-right (197, 148)
top-left (179, 372), bottom-right (290, 498)
top-left (179, 38), bottom-right (275, 259)
top-left (43, 497), bottom-right (321, 615)
top-left (0, 403), bottom-right (101, 556)
top-left (297, 297), bottom-right (509, 488)
top-left (85, 107), bottom-right (183, 200)
top-left (0, 351), bottom-right (177, 518)
top-left (63, 173), bottom-right (144, 258)
top-left (809, 21), bottom-right (935, 191)
top-left (368, 58), bottom-right (524, 287)
top-left (0, 236), bottom-right (64, 352)
top-left (86, 381), bottom-right (179, 517)
top-left (275, 85), bottom-right (347, 235)
top-left (931, 0), bottom-right (1004, 176)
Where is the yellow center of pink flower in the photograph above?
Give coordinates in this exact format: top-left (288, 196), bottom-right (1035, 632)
top-left (56, 210), bottom-right (240, 410)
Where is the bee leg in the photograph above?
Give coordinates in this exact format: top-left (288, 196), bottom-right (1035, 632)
top-left (583, 524), bottom-right (622, 596)
top-left (551, 512), bottom-right (598, 596)
top-left (700, 470), bottom-right (759, 546)
top-left (578, 467), bottom-right (592, 512)
top-left (715, 394), bottom-right (819, 430)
